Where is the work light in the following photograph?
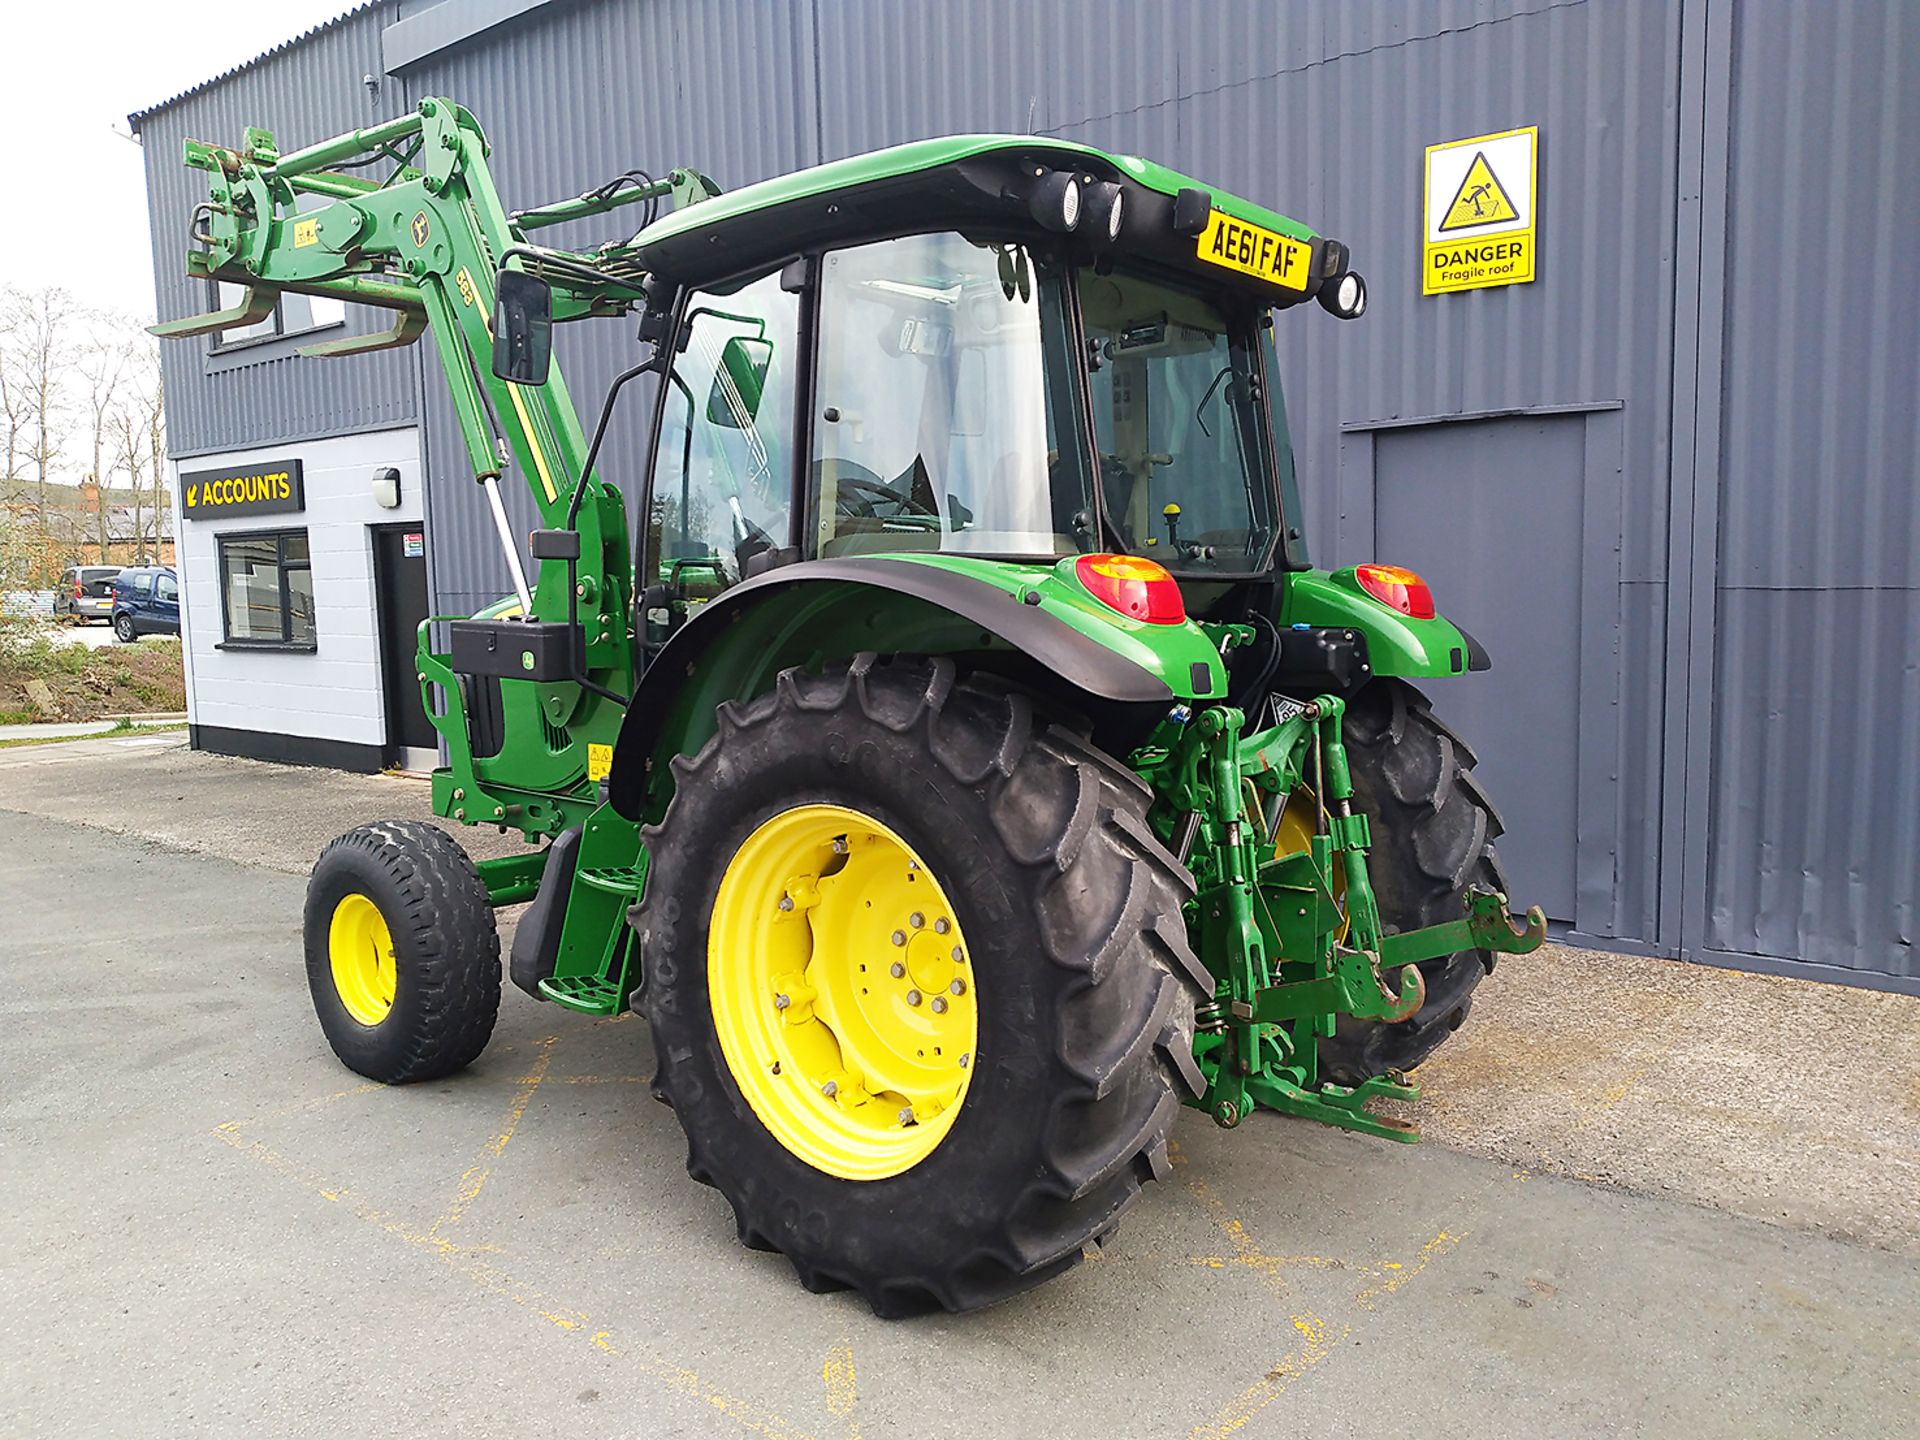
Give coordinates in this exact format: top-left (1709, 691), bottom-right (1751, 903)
top-left (1084, 180), bottom-right (1125, 243)
top-left (1320, 270), bottom-right (1367, 320)
top-left (1027, 169), bottom-right (1082, 232)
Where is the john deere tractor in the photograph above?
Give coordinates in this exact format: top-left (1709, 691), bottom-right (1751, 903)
top-left (157, 98), bottom-right (1542, 1316)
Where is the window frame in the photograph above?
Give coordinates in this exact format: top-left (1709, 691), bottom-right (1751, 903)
top-left (215, 528), bottom-right (316, 652)
top-left (204, 279), bottom-right (349, 356)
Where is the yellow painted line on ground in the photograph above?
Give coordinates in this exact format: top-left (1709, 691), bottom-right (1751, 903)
top-left (822, 1339), bottom-right (862, 1440)
top-left (1183, 1169), bottom-right (1340, 1295)
top-left (432, 1033), bottom-right (557, 1240)
top-left (514, 1073), bottom-right (648, 1086)
top-left (210, 1119), bottom-right (821, 1440)
top-left (1187, 1311), bottom-right (1349, 1440)
top-left (217, 1081), bottom-right (385, 1131)
top-left (1354, 1229), bottom-right (1465, 1309)
top-left (1171, 1140), bottom-right (1357, 1437)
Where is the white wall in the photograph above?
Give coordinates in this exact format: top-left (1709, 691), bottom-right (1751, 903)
top-left (173, 427), bottom-right (424, 747)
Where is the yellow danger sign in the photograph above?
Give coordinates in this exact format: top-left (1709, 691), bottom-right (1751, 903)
top-left (1423, 125), bottom-right (1537, 295)
top-left (1438, 153), bottom-right (1519, 231)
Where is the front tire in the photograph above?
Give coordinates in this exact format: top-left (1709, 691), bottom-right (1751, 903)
top-left (634, 655), bottom-right (1209, 1316)
top-left (112, 613), bottom-right (136, 643)
top-left (1318, 678), bottom-right (1508, 1084)
top-left (303, 821), bottom-right (501, 1083)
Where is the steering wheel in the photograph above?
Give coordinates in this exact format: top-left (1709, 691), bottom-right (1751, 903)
top-left (831, 469), bottom-right (939, 521)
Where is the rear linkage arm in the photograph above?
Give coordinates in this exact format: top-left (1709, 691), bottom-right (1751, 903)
top-left (1144, 690), bottom-right (1545, 1142)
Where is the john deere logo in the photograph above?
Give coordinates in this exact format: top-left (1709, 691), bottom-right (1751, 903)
top-left (410, 211), bottom-right (431, 247)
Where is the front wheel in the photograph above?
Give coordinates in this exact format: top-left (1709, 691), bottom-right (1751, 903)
top-left (303, 821), bottom-right (501, 1082)
top-left (1317, 678), bottom-right (1509, 1084)
top-left (633, 655), bottom-right (1209, 1316)
top-left (112, 613), bottom-right (136, 643)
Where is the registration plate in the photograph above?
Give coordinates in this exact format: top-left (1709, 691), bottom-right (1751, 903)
top-left (1195, 210), bottom-right (1313, 292)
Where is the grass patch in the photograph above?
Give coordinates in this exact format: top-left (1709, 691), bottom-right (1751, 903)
top-left (0, 633), bottom-right (185, 723)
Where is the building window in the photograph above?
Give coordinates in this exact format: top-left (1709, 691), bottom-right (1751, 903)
top-left (218, 530), bottom-right (315, 648)
top-left (207, 281), bottom-right (348, 349)
top-left (208, 196), bottom-right (346, 351)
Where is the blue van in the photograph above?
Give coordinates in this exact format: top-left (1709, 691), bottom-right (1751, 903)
top-left (111, 567), bottom-right (181, 642)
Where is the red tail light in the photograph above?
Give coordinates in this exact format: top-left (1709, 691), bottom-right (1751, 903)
top-left (74, 582), bottom-right (85, 599)
top-left (1354, 563), bottom-right (1435, 619)
top-left (1074, 554), bottom-right (1186, 625)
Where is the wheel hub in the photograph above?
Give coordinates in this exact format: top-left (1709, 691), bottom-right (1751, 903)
top-left (328, 892), bottom-right (396, 1026)
top-left (708, 804), bottom-right (977, 1180)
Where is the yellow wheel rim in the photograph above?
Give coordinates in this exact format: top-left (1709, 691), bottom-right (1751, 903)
top-left (329, 892), bottom-right (397, 1026)
top-left (1268, 787), bottom-right (1350, 945)
top-left (708, 804), bottom-right (978, 1181)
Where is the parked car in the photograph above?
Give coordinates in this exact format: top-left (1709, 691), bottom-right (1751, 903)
top-left (53, 565), bottom-right (124, 625)
top-left (111, 566), bottom-right (181, 642)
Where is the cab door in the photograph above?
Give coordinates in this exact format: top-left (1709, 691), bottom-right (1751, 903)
top-left (640, 266), bottom-right (801, 661)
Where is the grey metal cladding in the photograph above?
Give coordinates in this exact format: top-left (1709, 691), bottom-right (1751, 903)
top-left (1702, 2), bottom-right (1919, 978)
top-left (135, 0), bottom-right (1920, 985)
top-left (138, 2), bottom-right (421, 459)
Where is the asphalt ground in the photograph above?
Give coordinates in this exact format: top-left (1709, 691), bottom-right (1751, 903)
top-left (3, 736), bottom-right (1917, 1438)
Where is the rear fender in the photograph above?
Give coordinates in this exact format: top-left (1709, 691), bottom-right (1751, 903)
top-left (1281, 570), bottom-right (1489, 679)
top-left (606, 556), bottom-right (1217, 821)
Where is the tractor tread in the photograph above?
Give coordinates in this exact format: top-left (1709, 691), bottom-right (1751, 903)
top-left (303, 820), bottom-right (500, 1084)
top-left (1320, 679), bottom-right (1504, 1084)
top-left (634, 654), bottom-right (1206, 1316)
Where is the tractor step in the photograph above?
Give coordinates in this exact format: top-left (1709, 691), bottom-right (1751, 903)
top-left (536, 974), bottom-right (625, 1015)
top-left (574, 864), bottom-right (647, 897)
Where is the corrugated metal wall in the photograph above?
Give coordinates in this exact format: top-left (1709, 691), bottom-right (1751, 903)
top-left (139, 3), bottom-right (423, 457)
top-left (1696, 2), bottom-right (1919, 982)
top-left (134, 0), bottom-right (1919, 989)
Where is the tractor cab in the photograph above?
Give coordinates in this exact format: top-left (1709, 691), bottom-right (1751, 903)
top-left (619, 137), bottom-right (1366, 655)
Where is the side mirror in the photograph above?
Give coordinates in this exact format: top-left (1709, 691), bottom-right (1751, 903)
top-left (705, 335), bottom-right (773, 428)
top-left (491, 269), bottom-right (552, 385)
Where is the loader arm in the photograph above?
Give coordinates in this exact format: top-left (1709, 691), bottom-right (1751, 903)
top-left (153, 97), bottom-right (713, 841)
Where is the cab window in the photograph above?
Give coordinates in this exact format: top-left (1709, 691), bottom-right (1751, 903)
top-left (646, 268), bottom-right (798, 597)
top-left (806, 232), bottom-right (1093, 559)
top-left (1080, 267), bottom-right (1278, 573)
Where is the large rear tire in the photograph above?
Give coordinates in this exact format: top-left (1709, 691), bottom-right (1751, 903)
top-left (1318, 678), bottom-right (1508, 1085)
top-left (633, 655), bottom-right (1208, 1316)
top-left (303, 820), bottom-right (501, 1083)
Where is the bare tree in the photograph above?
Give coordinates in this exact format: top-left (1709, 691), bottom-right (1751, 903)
top-left (0, 288), bottom-right (26, 486)
top-left (79, 323), bottom-right (131, 564)
top-left (113, 342), bottom-right (166, 564)
top-left (13, 288), bottom-right (76, 576)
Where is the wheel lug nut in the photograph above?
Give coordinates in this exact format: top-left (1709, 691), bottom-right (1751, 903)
top-left (951, 945), bottom-right (965, 963)
top-left (889, 961), bottom-right (905, 978)
top-left (909, 912), bottom-right (924, 928)
top-left (778, 896), bottom-right (793, 912)
top-left (958, 1053), bottom-right (970, 1068)
top-left (891, 930), bottom-right (907, 947)
top-left (898, 1107), bottom-right (915, 1126)
top-left (949, 979), bottom-right (965, 996)
top-left (774, 994), bottom-right (790, 1009)
top-left (931, 996), bottom-right (947, 1014)
top-left (905, 989), bottom-right (922, 1006)
top-left (822, 1081), bottom-right (837, 1098)
top-left (934, 918), bottom-right (950, 935)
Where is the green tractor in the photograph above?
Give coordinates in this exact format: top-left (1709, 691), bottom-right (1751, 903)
top-left (157, 99), bottom-right (1543, 1316)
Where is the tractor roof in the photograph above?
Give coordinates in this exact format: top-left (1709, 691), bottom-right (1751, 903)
top-left (628, 134), bottom-right (1330, 305)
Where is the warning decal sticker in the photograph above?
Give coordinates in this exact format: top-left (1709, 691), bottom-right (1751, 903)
top-left (1423, 125), bottom-right (1538, 295)
top-left (1438, 152), bottom-right (1520, 231)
